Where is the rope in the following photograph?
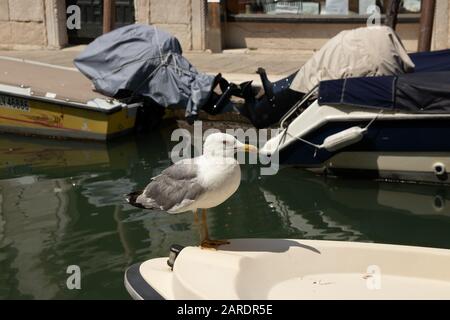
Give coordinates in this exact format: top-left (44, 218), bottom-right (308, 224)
top-left (154, 25), bottom-right (163, 63)
top-left (123, 27), bottom-right (170, 104)
top-left (363, 109), bottom-right (384, 130)
top-left (119, 26), bottom-right (211, 105)
top-left (278, 109), bottom-right (385, 153)
top-left (286, 131), bottom-right (321, 149)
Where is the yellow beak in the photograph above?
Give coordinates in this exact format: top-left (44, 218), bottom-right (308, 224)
top-left (243, 144), bottom-right (258, 153)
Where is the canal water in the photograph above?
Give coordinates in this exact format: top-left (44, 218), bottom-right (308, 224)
top-left (1, 128), bottom-right (450, 299)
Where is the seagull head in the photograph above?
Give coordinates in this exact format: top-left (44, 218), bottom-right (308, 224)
top-left (203, 133), bottom-right (258, 158)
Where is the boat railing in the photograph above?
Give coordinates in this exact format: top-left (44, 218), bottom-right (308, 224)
top-left (279, 85), bottom-right (318, 129)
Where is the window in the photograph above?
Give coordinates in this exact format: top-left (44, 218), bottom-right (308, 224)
top-left (226, 0), bottom-right (421, 17)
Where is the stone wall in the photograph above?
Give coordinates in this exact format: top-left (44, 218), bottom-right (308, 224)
top-left (432, 0), bottom-right (450, 50)
top-left (0, 0), bottom-right (201, 51)
top-left (224, 21), bottom-right (420, 52)
top-left (137, 0), bottom-right (449, 53)
top-left (1, 0), bottom-right (450, 52)
top-left (0, 0), bottom-right (46, 49)
top-left (0, 0), bottom-right (67, 50)
top-left (135, 0), bottom-right (205, 51)
top-left (224, 0), bottom-right (450, 53)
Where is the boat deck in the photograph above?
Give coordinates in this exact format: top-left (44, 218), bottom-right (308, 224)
top-left (0, 57), bottom-right (137, 140)
top-left (0, 56), bottom-right (112, 106)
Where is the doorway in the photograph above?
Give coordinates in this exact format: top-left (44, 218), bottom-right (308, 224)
top-left (67, 0), bottom-right (135, 44)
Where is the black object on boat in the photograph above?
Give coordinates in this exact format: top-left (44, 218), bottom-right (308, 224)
top-left (239, 69), bottom-right (304, 129)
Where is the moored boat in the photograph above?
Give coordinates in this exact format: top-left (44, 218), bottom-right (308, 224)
top-left (260, 49), bottom-right (450, 184)
top-left (0, 57), bottom-right (139, 141)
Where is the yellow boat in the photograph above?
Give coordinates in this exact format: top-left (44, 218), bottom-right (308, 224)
top-left (0, 57), bottom-right (139, 141)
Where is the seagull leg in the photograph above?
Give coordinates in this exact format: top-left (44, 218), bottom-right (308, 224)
top-left (193, 210), bottom-right (199, 224)
top-left (200, 209), bottom-right (230, 249)
top-left (193, 209), bottom-right (202, 241)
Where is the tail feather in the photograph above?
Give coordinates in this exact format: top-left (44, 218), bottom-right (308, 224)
top-left (125, 191), bottom-right (147, 209)
top-left (125, 191), bottom-right (163, 211)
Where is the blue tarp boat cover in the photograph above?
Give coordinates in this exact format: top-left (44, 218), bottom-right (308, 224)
top-left (409, 49), bottom-right (450, 73)
top-left (318, 49), bottom-right (450, 113)
top-left (74, 24), bottom-right (216, 119)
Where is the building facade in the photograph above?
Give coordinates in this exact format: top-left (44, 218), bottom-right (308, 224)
top-left (0, 0), bottom-right (450, 52)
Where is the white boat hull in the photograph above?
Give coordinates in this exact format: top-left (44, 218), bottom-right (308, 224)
top-left (125, 239), bottom-right (450, 300)
top-left (261, 102), bottom-right (450, 183)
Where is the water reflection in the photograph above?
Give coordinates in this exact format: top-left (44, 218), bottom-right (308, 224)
top-left (0, 176), bottom-right (71, 299)
top-left (260, 172), bottom-right (450, 248)
top-left (0, 131), bottom-right (450, 299)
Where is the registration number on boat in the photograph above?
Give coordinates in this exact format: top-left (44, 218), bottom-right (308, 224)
top-left (0, 94), bottom-right (29, 112)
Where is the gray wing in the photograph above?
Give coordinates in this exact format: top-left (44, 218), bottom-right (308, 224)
top-left (136, 159), bottom-right (205, 212)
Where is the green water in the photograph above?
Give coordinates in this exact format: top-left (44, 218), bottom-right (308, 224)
top-left (1, 128), bottom-right (450, 300)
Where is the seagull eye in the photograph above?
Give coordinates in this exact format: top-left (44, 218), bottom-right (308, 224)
top-left (223, 140), bottom-right (232, 147)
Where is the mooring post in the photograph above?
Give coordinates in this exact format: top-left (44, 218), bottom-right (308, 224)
top-left (385, 0), bottom-right (401, 30)
top-left (103, 0), bottom-right (116, 34)
top-left (418, 0), bottom-right (436, 52)
top-left (206, 0), bottom-right (223, 53)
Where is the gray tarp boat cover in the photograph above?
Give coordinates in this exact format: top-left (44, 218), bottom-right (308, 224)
top-left (290, 26), bottom-right (415, 93)
top-left (74, 24), bottom-right (216, 118)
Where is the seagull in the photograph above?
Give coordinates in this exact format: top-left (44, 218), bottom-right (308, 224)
top-left (127, 132), bottom-right (258, 249)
